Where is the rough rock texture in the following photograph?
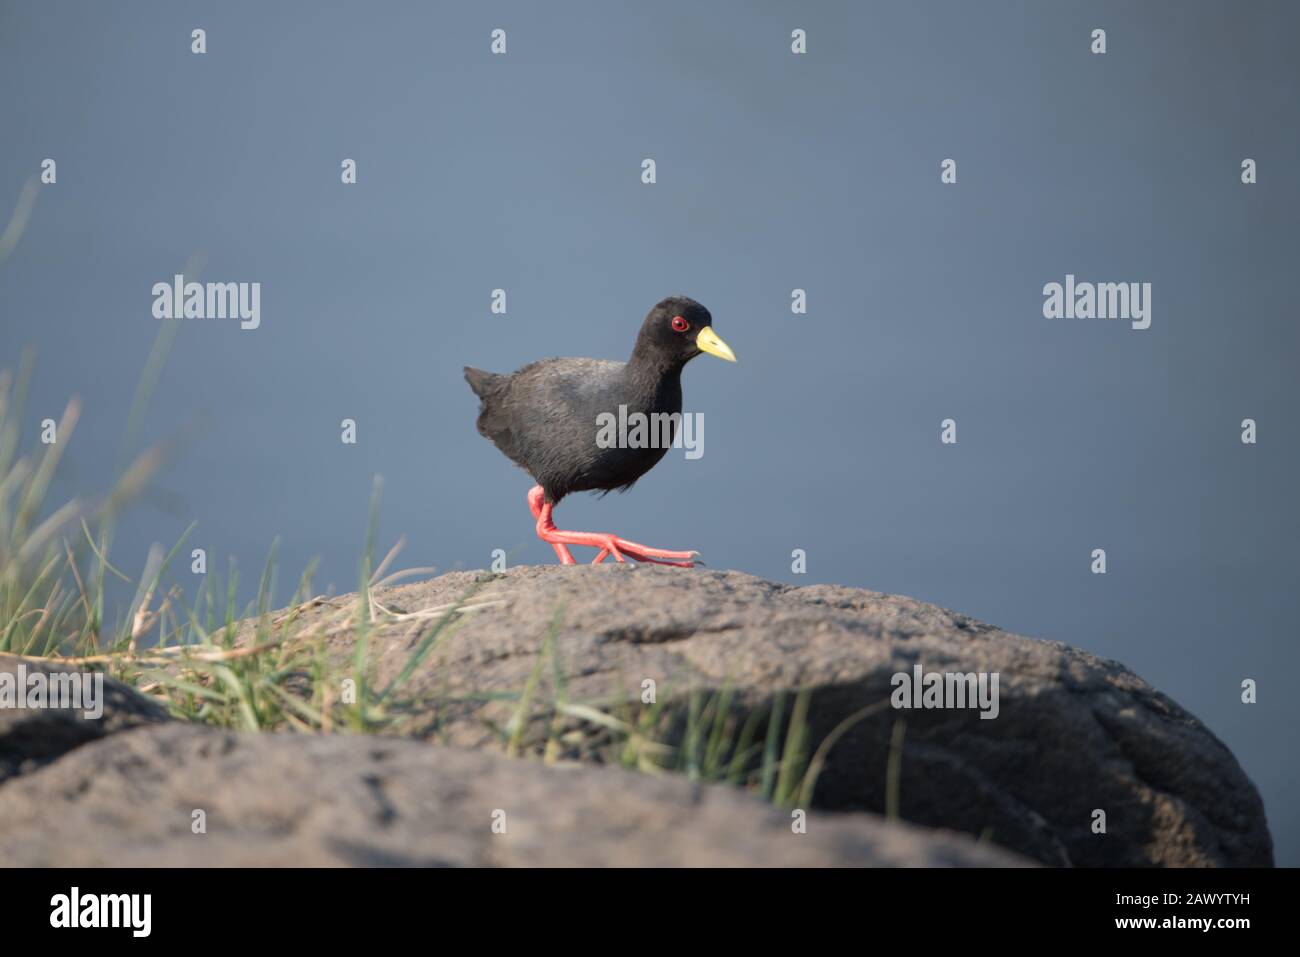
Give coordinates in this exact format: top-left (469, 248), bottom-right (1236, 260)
top-left (282, 565), bottom-right (1272, 868)
top-left (0, 653), bottom-right (170, 786)
top-left (0, 723), bottom-right (1030, 867)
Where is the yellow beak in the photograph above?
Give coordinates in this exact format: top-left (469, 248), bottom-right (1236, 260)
top-left (695, 326), bottom-right (737, 362)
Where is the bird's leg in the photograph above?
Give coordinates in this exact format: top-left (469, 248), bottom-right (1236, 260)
top-left (536, 501), bottom-right (628, 563)
top-left (529, 487), bottom-right (697, 568)
top-left (528, 486), bottom-right (575, 564)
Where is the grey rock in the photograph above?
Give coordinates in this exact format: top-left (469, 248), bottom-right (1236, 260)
top-left (281, 565), bottom-right (1272, 867)
top-left (0, 723), bottom-right (1031, 867)
top-left (0, 653), bottom-right (170, 786)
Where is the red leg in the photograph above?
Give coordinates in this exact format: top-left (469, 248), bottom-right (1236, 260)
top-left (529, 485), bottom-right (697, 568)
top-left (528, 486), bottom-right (575, 564)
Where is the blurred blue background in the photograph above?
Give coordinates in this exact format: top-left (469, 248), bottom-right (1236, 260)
top-left (2, 0), bottom-right (1296, 863)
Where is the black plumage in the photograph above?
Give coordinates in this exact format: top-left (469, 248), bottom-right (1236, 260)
top-left (465, 296), bottom-right (730, 504)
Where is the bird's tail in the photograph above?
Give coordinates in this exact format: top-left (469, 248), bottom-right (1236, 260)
top-left (464, 366), bottom-right (503, 399)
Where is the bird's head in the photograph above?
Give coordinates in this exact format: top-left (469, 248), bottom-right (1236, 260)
top-left (633, 296), bottom-right (737, 370)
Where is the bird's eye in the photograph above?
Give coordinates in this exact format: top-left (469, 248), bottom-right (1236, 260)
top-left (671, 316), bottom-right (690, 333)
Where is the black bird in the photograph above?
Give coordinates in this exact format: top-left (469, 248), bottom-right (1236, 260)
top-left (465, 295), bottom-right (736, 567)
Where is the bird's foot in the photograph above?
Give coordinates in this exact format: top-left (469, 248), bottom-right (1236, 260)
top-left (593, 538), bottom-right (699, 568)
top-left (528, 485), bottom-right (697, 568)
top-left (541, 528), bottom-right (697, 568)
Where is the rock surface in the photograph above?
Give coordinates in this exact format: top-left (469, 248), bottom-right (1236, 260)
top-left (1, 566), bottom-right (1273, 868)
top-left (277, 565), bottom-right (1273, 868)
top-left (0, 723), bottom-right (1029, 867)
top-left (0, 653), bottom-right (170, 786)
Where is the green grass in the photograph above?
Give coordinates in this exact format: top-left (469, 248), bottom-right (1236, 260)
top-left (0, 355), bottom-right (894, 814)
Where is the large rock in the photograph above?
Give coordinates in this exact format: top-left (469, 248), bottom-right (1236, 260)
top-left (0, 723), bottom-right (1029, 867)
top-left (278, 565), bottom-right (1272, 867)
top-left (0, 654), bottom-right (170, 785)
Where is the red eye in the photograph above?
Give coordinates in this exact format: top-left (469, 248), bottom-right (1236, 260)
top-left (671, 315), bottom-right (690, 333)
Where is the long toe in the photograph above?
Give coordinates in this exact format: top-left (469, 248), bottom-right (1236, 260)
top-left (617, 543), bottom-right (698, 568)
top-left (614, 538), bottom-right (699, 561)
top-left (634, 554), bottom-right (696, 568)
